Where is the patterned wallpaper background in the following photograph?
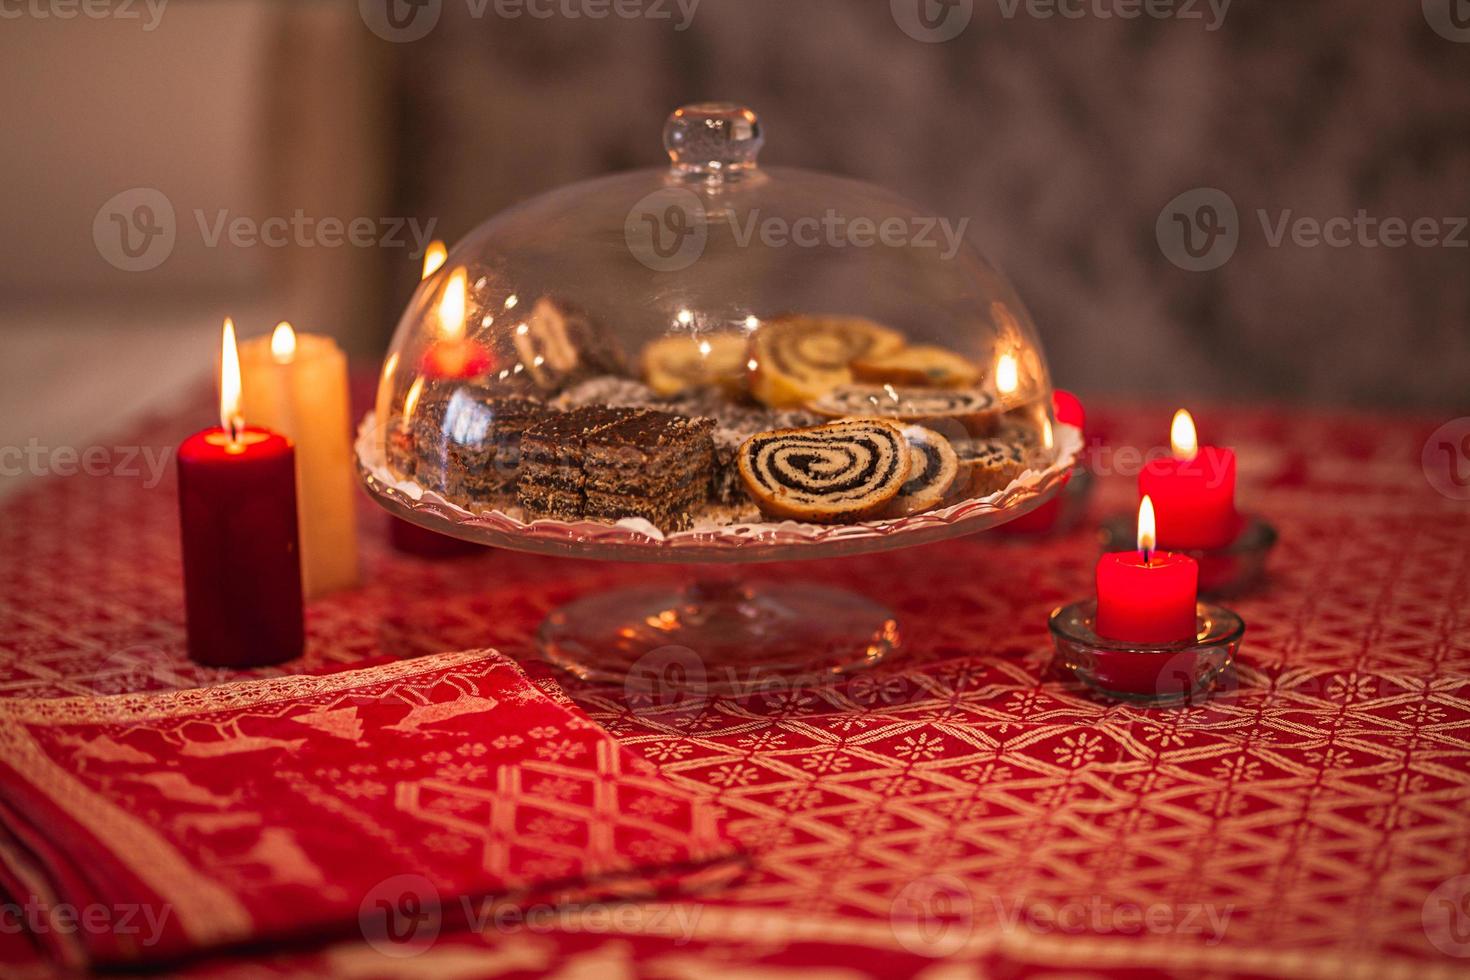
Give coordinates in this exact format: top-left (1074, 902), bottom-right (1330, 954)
top-left (384, 0), bottom-right (1470, 409)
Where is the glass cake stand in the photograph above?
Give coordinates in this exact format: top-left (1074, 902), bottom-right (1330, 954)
top-left (357, 421), bottom-right (1079, 688)
top-left (360, 100), bottom-right (1074, 688)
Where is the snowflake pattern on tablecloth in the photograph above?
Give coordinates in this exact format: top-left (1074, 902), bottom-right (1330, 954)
top-left (2, 383), bottom-right (1469, 978)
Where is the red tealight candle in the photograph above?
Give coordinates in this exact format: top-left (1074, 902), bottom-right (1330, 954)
top-left (420, 265), bottom-right (492, 380)
top-left (389, 516), bottom-right (485, 557)
top-left (1094, 496), bottom-right (1199, 644)
top-left (1052, 388), bottom-right (1086, 431)
top-left (1139, 409), bottom-right (1239, 550)
top-left (1001, 389), bottom-right (1085, 534)
top-left (389, 251), bottom-right (493, 557)
top-left (177, 319), bottom-right (304, 667)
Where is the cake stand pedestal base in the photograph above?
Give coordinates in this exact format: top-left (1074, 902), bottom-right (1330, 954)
top-left (538, 578), bottom-right (899, 693)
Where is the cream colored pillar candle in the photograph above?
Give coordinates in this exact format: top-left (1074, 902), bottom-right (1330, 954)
top-left (240, 322), bottom-right (360, 597)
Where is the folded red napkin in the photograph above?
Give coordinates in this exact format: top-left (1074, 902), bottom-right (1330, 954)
top-left (0, 651), bottom-right (742, 968)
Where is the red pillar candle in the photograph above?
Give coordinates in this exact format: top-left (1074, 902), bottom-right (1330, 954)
top-left (1139, 409), bottom-right (1238, 550)
top-left (177, 320), bottom-right (304, 667)
top-left (1095, 496), bottom-right (1199, 644)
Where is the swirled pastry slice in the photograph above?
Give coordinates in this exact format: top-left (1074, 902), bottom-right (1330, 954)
top-left (953, 437), bottom-right (1028, 499)
top-left (851, 345), bottom-right (981, 388)
top-left (642, 333), bottom-right (749, 397)
top-left (738, 420), bottom-right (910, 523)
top-left (886, 425), bottom-right (959, 517)
top-left (807, 384), bottom-right (1000, 435)
top-left (748, 315), bottom-right (905, 408)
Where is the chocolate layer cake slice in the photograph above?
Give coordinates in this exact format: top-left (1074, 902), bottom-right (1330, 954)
top-left (517, 405), bottom-right (714, 531)
top-left (582, 411), bottom-right (714, 531)
top-left (400, 388), bottom-right (552, 505)
top-left (517, 406), bottom-right (641, 522)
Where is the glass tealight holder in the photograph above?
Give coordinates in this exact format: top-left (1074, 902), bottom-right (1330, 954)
top-left (1048, 599), bottom-right (1245, 705)
top-left (1099, 513), bottom-right (1277, 597)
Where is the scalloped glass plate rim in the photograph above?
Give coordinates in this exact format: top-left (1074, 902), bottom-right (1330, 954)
top-left (354, 413), bottom-right (1082, 561)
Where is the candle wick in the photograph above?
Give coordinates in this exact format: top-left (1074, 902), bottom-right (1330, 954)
top-left (1142, 546), bottom-right (1153, 566)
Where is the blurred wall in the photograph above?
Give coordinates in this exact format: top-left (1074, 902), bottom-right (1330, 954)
top-left (0, 5), bottom-right (272, 298)
top-left (0, 2), bottom-right (390, 481)
top-left (385, 0), bottom-right (1470, 409)
top-left (0, 3), bottom-right (391, 340)
top-left (1, 0), bottom-right (1466, 414)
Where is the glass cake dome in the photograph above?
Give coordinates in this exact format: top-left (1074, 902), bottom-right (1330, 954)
top-left (360, 101), bottom-right (1077, 686)
top-left (367, 101), bottom-right (1063, 554)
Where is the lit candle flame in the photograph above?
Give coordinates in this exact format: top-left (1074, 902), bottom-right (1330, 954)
top-left (1042, 417), bottom-right (1055, 452)
top-left (270, 321), bottom-right (297, 364)
top-left (401, 375), bottom-right (425, 427)
top-left (995, 352), bottom-right (1019, 396)
top-left (421, 240), bottom-right (447, 280)
top-left (1170, 409), bottom-right (1198, 461)
top-left (697, 339), bottom-right (712, 358)
top-left (220, 318), bottom-right (243, 442)
top-left (1137, 494), bottom-right (1157, 563)
top-left (437, 267), bottom-right (467, 343)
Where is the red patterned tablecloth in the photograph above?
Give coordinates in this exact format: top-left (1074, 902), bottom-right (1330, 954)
top-left (2, 377), bottom-right (1468, 978)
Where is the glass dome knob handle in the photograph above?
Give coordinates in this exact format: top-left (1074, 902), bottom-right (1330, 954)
top-left (663, 102), bottom-right (763, 180)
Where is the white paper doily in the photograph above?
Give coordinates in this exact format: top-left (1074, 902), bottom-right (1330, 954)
top-left (355, 413), bottom-right (1082, 562)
